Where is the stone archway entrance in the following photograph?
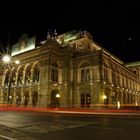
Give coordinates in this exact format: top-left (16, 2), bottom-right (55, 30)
top-left (24, 92), bottom-right (29, 106)
top-left (16, 92), bottom-right (21, 105)
top-left (50, 90), bottom-right (60, 108)
top-left (3, 90), bottom-right (8, 104)
top-left (81, 93), bottom-right (91, 108)
top-left (32, 91), bottom-right (38, 106)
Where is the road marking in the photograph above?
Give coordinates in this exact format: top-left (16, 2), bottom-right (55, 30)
top-left (84, 126), bottom-right (125, 131)
top-left (0, 135), bottom-right (17, 140)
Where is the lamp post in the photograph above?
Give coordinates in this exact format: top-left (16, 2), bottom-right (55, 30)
top-left (2, 55), bottom-right (11, 104)
top-left (103, 95), bottom-right (107, 104)
top-left (55, 93), bottom-right (60, 107)
top-left (2, 55), bottom-right (20, 105)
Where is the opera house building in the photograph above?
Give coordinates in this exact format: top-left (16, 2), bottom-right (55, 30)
top-left (0, 30), bottom-right (140, 109)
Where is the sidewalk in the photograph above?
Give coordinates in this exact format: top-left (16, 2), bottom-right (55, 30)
top-left (1, 105), bottom-right (140, 115)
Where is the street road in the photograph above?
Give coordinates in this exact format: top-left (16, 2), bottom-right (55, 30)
top-left (0, 111), bottom-right (140, 140)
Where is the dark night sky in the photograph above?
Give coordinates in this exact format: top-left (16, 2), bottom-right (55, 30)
top-left (0, 0), bottom-right (140, 63)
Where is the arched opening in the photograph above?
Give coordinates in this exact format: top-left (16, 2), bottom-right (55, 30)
top-left (132, 69), bottom-right (138, 75)
top-left (4, 70), bottom-right (10, 86)
top-left (33, 63), bottom-right (40, 82)
top-left (11, 68), bottom-right (16, 85)
top-left (16, 92), bottom-right (21, 106)
top-left (32, 91), bottom-right (38, 106)
top-left (81, 93), bottom-right (91, 108)
top-left (17, 66), bottom-right (24, 84)
top-left (24, 92), bottom-right (29, 106)
top-left (25, 65), bottom-right (31, 84)
top-left (50, 90), bottom-right (60, 108)
top-left (3, 90), bottom-right (7, 103)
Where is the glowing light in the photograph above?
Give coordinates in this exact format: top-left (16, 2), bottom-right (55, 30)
top-left (15, 60), bottom-right (20, 64)
top-left (11, 37), bottom-right (35, 56)
top-left (103, 95), bottom-right (107, 99)
top-left (126, 61), bottom-right (140, 67)
top-left (64, 36), bottom-right (76, 42)
top-left (56, 93), bottom-right (60, 98)
top-left (2, 55), bottom-right (11, 63)
top-left (53, 83), bottom-right (58, 86)
top-left (117, 101), bottom-right (120, 109)
top-left (9, 96), bottom-right (12, 99)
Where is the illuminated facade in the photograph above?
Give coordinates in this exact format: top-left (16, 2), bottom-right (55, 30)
top-left (0, 30), bottom-right (140, 109)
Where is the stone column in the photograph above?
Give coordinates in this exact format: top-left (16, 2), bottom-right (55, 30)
top-left (30, 69), bottom-right (34, 83)
top-left (15, 72), bottom-right (18, 85)
top-left (39, 59), bottom-right (50, 107)
top-left (29, 87), bottom-right (32, 105)
top-left (22, 70), bottom-right (26, 84)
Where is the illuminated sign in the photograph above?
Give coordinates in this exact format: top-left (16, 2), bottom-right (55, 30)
top-left (11, 36), bottom-right (36, 56)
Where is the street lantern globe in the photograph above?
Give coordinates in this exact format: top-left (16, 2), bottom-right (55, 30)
top-left (15, 60), bottom-right (20, 64)
top-left (2, 55), bottom-right (11, 64)
top-left (103, 95), bottom-right (107, 99)
top-left (56, 93), bottom-right (60, 98)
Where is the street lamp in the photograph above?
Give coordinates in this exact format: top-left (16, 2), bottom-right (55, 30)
top-left (2, 55), bottom-right (11, 104)
top-left (103, 95), bottom-right (107, 105)
top-left (55, 93), bottom-right (60, 107)
top-left (2, 55), bottom-right (20, 105)
top-left (103, 95), bottom-right (107, 99)
top-left (3, 55), bottom-right (12, 104)
top-left (2, 55), bottom-right (11, 63)
top-left (56, 93), bottom-right (60, 98)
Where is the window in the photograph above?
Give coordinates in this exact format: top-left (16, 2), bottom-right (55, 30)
top-left (112, 72), bottom-right (115, 84)
top-left (51, 68), bottom-right (58, 82)
top-left (104, 68), bottom-right (109, 82)
top-left (122, 77), bottom-right (124, 87)
top-left (80, 62), bottom-right (90, 82)
top-left (51, 62), bottom-right (59, 82)
top-left (117, 74), bottom-right (120, 85)
top-left (81, 68), bottom-right (89, 82)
